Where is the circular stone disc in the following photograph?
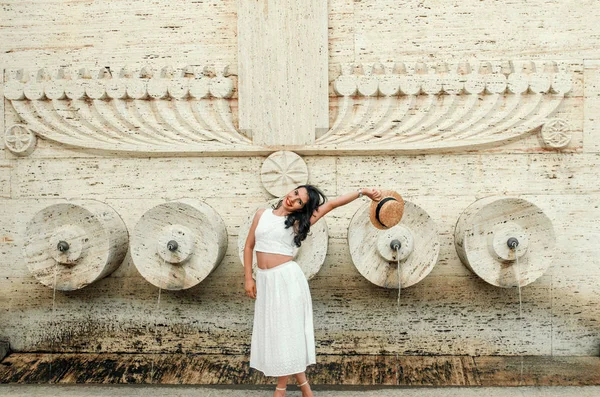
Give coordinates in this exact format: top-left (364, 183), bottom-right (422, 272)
top-left (237, 200), bottom-right (328, 280)
top-left (260, 151), bottom-right (309, 198)
top-left (131, 199), bottom-right (227, 290)
top-left (24, 201), bottom-right (128, 291)
top-left (348, 201), bottom-right (440, 288)
top-left (348, 200), bottom-right (440, 289)
top-left (454, 197), bottom-right (555, 288)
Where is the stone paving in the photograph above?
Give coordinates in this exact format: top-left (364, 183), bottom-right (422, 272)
top-left (2, 385), bottom-right (600, 397)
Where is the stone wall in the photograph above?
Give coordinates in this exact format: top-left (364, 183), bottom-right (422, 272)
top-left (1, 0), bottom-right (599, 358)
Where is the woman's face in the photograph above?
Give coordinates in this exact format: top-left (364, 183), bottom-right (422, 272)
top-left (283, 187), bottom-right (310, 212)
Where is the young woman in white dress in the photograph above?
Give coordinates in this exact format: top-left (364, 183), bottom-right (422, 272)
top-left (244, 185), bottom-right (382, 396)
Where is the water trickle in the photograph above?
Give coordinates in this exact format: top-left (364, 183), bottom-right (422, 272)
top-left (49, 262), bottom-right (58, 383)
top-left (515, 252), bottom-right (524, 385)
top-left (395, 246), bottom-right (402, 385)
top-left (150, 258), bottom-right (165, 383)
top-left (508, 237), bottom-right (524, 386)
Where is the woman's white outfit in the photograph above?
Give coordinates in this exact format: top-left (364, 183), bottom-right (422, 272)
top-left (250, 209), bottom-right (316, 377)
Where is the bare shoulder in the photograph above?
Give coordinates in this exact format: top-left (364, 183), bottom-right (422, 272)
top-left (253, 208), bottom-right (267, 221)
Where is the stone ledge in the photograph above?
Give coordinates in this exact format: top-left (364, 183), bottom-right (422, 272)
top-left (1, 354), bottom-right (599, 386)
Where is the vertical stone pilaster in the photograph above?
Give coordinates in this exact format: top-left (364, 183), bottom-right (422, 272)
top-left (584, 60), bottom-right (600, 153)
top-left (237, 0), bottom-right (328, 146)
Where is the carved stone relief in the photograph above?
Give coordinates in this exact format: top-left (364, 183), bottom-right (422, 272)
top-left (3, 60), bottom-right (575, 156)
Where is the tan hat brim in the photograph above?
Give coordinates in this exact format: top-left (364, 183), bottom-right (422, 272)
top-left (369, 190), bottom-right (405, 230)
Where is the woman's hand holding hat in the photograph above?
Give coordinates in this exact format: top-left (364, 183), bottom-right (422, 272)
top-left (363, 188), bottom-right (382, 201)
top-left (369, 190), bottom-right (405, 230)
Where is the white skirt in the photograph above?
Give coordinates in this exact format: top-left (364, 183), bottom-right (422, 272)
top-left (250, 260), bottom-right (316, 377)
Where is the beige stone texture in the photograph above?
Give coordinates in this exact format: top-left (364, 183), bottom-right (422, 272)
top-left (238, 0), bottom-right (328, 145)
top-left (0, 160), bottom-right (10, 198)
top-left (0, 0), bottom-right (600, 388)
top-left (0, 0), bottom-right (237, 70)
top-left (584, 60), bottom-right (600, 153)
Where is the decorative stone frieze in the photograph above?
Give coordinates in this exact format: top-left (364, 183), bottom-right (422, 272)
top-left (3, 60), bottom-right (575, 154)
top-left (24, 200), bottom-right (128, 291)
top-left (4, 66), bottom-right (255, 154)
top-left (321, 60), bottom-right (573, 151)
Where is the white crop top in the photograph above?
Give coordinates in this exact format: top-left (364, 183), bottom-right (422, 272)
top-left (254, 208), bottom-right (296, 256)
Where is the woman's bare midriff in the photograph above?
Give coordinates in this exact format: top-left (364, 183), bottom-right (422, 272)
top-left (256, 251), bottom-right (294, 270)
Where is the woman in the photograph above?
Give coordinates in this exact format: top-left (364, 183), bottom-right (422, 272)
top-left (244, 185), bottom-right (382, 396)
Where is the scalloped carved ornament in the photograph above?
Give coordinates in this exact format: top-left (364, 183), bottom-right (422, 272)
top-left (4, 65), bottom-right (256, 154)
top-left (320, 60), bottom-right (573, 151)
top-left (3, 60), bottom-right (574, 155)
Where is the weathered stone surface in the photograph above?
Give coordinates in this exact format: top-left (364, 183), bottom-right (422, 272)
top-left (2, 353), bottom-right (600, 387)
top-left (584, 60), bottom-right (600, 153)
top-left (348, 201), bottom-right (439, 288)
top-left (1, 70), bottom-right (5, 159)
top-left (0, 1), bottom-right (237, 69)
top-left (11, 157), bottom-right (265, 200)
top-left (1, 0), bottom-right (600, 389)
top-left (335, 154), bottom-right (600, 197)
top-left (0, 161), bottom-right (10, 198)
top-left (238, 0), bottom-right (328, 146)
top-left (130, 199), bottom-right (227, 290)
top-left (346, 0), bottom-right (600, 62)
top-left (23, 200), bottom-right (128, 291)
top-left (454, 197), bottom-right (555, 288)
top-left (0, 340), bottom-right (9, 361)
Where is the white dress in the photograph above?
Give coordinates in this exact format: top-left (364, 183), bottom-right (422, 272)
top-left (249, 209), bottom-right (316, 377)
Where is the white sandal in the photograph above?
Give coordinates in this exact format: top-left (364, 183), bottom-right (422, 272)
top-left (298, 380), bottom-right (309, 388)
top-left (275, 386), bottom-right (287, 391)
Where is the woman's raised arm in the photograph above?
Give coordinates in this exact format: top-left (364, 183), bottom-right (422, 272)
top-left (310, 188), bottom-right (382, 225)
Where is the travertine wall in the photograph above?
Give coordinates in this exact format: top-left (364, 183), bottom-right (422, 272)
top-left (1, 0), bottom-right (599, 359)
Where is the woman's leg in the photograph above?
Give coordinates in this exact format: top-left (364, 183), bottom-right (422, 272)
top-left (274, 375), bottom-right (289, 396)
top-left (294, 372), bottom-right (314, 397)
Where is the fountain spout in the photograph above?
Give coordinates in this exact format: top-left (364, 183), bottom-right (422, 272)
top-left (507, 237), bottom-right (519, 250)
top-left (57, 241), bottom-right (70, 252)
top-left (390, 239), bottom-right (401, 251)
top-left (167, 240), bottom-right (179, 252)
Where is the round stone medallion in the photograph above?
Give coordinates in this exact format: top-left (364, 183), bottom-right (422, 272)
top-left (260, 151), bottom-right (309, 198)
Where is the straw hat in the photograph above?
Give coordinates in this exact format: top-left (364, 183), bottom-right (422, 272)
top-left (369, 190), bottom-right (405, 230)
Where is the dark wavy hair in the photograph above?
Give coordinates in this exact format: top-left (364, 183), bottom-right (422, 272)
top-left (273, 184), bottom-right (327, 247)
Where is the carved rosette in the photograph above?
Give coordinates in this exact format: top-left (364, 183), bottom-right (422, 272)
top-left (454, 197), bottom-right (555, 288)
top-left (348, 200), bottom-right (440, 289)
top-left (541, 118), bottom-right (571, 149)
top-left (24, 201), bottom-right (129, 291)
top-left (130, 199), bottom-right (227, 290)
top-left (237, 201), bottom-right (328, 280)
top-left (4, 124), bottom-right (37, 156)
top-left (260, 151), bottom-right (309, 197)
